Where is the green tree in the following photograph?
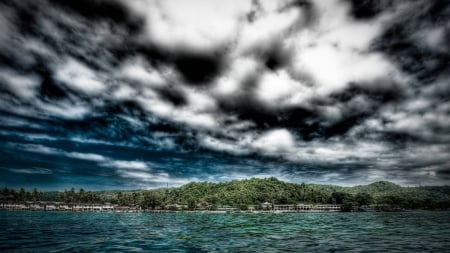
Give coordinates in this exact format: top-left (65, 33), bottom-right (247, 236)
top-left (79, 188), bottom-right (86, 203)
top-left (18, 188), bottom-right (26, 202)
top-left (354, 192), bottom-right (373, 206)
top-left (331, 192), bottom-right (347, 204)
top-left (140, 191), bottom-right (163, 210)
top-left (32, 188), bottom-right (39, 202)
top-left (187, 198), bottom-right (197, 210)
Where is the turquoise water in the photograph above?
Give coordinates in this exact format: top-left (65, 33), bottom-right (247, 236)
top-left (1, 211), bottom-right (449, 252)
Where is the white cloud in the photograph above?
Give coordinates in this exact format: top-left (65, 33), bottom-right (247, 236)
top-left (119, 58), bottom-right (167, 87)
top-left (118, 170), bottom-right (168, 180)
top-left (312, 0), bottom-right (382, 49)
top-left (212, 57), bottom-right (259, 96)
top-left (118, 171), bottom-right (154, 179)
top-left (67, 152), bottom-right (108, 162)
top-left (293, 44), bottom-right (397, 95)
top-left (256, 69), bottom-right (310, 106)
top-left (112, 85), bottom-right (139, 100)
top-left (415, 25), bottom-right (449, 53)
top-left (0, 69), bottom-right (40, 98)
top-left (23, 39), bottom-right (56, 60)
top-left (425, 27), bottom-right (446, 48)
top-left (115, 167), bottom-right (194, 187)
top-left (252, 129), bottom-right (296, 153)
top-left (103, 160), bottom-right (150, 171)
top-left (200, 135), bottom-right (251, 155)
top-left (36, 100), bottom-right (91, 119)
top-left (125, 0), bottom-right (252, 51)
top-left (199, 127), bottom-right (392, 168)
top-left (235, 5), bottom-right (300, 53)
top-left (55, 58), bottom-right (106, 94)
top-left (184, 88), bottom-right (217, 112)
top-left (9, 143), bottom-right (159, 174)
top-left (137, 90), bottom-right (218, 130)
top-left (304, 140), bottom-right (387, 162)
top-left (178, 111), bottom-right (217, 129)
top-left (0, 116), bottom-right (43, 129)
top-left (275, 0), bottom-right (405, 99)
top-left (13, 143), bottom-right (60, 155)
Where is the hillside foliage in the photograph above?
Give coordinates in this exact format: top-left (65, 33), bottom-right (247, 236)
top-left (2, 178), bottom-right (450, 210)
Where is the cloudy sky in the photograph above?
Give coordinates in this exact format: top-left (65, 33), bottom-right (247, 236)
top-left (0, 0), bottom-right (449, 190)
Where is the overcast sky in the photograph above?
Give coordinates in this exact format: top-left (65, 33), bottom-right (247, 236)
top-left (0, 0), bottom-right (449, 190)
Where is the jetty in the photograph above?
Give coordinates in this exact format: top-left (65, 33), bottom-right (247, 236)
top-left (273, 204), bottom-right (342, 212)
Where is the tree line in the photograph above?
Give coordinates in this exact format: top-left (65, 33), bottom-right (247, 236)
top-left (2, 178), bottom-right (450, 210)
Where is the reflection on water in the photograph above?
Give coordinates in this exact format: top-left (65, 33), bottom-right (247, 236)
top-left (1, 211), bottom-right (449, 252)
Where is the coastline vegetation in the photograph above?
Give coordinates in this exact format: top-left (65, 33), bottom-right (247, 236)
top-left (1, 178), bottom-right (450, 211)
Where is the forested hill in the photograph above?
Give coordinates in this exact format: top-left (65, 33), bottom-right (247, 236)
top-left (2, 178), bottom-right (450, 210)
top-left (162, 178), bottom-right (450, 209)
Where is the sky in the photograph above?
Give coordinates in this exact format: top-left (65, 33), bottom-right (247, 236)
top-left (0, 0), bottom-right (449, 190)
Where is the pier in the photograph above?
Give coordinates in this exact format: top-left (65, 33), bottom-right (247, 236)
top-left (273, 204), bottom-right (342, 212)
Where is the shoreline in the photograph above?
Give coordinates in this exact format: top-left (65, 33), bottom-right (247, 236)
top-left (0, 207), bottom-right (342, 213)
top-left (2, 208), bottom-right (447, 214)
top-left (2, 202), bottom-right (447, 213)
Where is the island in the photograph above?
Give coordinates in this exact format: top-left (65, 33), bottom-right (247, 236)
top-left (1, 178), bottom-right (449, 213)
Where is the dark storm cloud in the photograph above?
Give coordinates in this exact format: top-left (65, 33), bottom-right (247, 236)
top-left (346, 0), bottom-right (393, 20)
top-left (171, 51), bottom-right (226, 85)
top-left (48, 0), bottom-right (141, 27)
top-left (0, 0), bottom-right (449, 189)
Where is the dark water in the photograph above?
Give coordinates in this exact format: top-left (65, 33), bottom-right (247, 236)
top-left (1, 211), bottom-right (449, 252)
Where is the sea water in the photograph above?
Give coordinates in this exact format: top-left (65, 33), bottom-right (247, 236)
top-left (1, 211), bottom-right (449, 252)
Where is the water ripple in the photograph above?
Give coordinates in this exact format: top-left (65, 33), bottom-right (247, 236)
top-left (0, 211), bottom-right (449, 252)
